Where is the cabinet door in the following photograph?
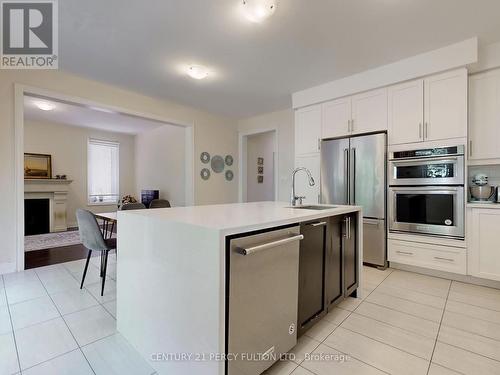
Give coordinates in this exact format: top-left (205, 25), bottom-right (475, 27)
top-left (470, 209), bottom-right (500, 281)
top-left (295, 105), bottom-right (321, 156)
top-left (343, 214), bottom-right (358, 296)
top-left (325, 216), bottom-right (343, 306)
top-left (469, 70), bottom-right (500, 160)
top-left (294, 155), bottom-right (320, 205)
top-left (424, 69), bottom-right (467, 142)
top-left (298, 220), bottom-right (327, 333)
top-left (321, 98), bottom-right (351, 139)
top-left (388, 79), bottom-right (424, 145)
top-left (351, 88), bottom-right (388, 135)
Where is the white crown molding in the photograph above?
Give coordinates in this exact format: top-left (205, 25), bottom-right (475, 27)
top-left (292, 37), bottom-right (478, 109)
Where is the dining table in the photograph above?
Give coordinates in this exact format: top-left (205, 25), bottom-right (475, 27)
top-left (94, 211), bottom-right (117, 239)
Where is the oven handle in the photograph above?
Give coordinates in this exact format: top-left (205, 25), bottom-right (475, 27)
top-left (388, 186), bottom-right (463, 193)
top-left (390, 156), bottom-right (460, 165)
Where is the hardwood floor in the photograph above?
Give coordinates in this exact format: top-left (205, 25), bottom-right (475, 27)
top-left (25, 244), bottom-right (89, 269)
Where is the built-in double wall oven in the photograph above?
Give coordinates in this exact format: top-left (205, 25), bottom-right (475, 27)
top-left (388, 145), bottom-right (465, 239)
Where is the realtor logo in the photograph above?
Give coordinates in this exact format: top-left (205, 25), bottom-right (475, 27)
top-left (1, 0), bottom-right (58, 69)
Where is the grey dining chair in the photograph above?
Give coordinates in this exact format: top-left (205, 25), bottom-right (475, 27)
top-left (149, 199), bottom-right (171, 209)
top-left (76, 209), bottom-right (116, 296)
top-left (120, 202), bottom-right (146, 210)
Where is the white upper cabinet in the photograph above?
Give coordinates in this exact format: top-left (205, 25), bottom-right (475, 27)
top-left (424, 69), bottom-right (467, 142)
top-left (321, 88), bottom-right (388, 139)
top-left (469, 69), bottom-right (500, 161)
top-left (295, 104), bottom-right (321, 156)
top-left (388, 69), bottom-right (467, 146)
top-left (388, 80), bottom-right (424, 145)
top-left (321, 97), bottom-right (351, 139)
top-left (351, 88), bottom-right (388, 135)
top-left (294, 154), bottom-right (320, 205)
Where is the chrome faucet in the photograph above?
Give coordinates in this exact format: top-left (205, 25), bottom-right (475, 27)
top-left (290, 167), bottom-right (316, 206)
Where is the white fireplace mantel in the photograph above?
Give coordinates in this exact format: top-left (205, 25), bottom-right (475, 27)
top-left (24, 179), bottom-right (73, 233)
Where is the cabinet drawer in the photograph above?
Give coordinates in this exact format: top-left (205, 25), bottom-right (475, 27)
top-left (389, 239), bottom-right (466, 274)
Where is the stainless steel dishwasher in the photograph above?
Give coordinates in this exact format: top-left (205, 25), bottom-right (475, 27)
top-left (228, 225), bottom-right (303, 375)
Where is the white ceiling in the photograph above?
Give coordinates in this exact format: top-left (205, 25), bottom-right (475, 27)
top-left (24, 96), bottom-right (167, 134)
top-left (59, 0), bottom-right (500, 118)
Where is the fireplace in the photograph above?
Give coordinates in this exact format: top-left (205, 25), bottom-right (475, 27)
top-left (25, 199), bottom-right (50, 235)
top-left (24, 179), bottom-right (72, 234)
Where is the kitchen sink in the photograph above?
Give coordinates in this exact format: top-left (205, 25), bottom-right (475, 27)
top-left (289, 205), bottom-right (339, 210)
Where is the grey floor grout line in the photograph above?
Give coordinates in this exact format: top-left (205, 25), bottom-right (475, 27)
top-left (371, 287), bottom-right (446, 310)
top-left (425, 278), bottom-right (452, 375)
top-left (349, 308), bottom-right (438, 340)
top-left (33, 269), bottom-right (98, 375)
top-left (359, 299), bottom-right (443, 324)
top-left (2, 274), bottom-right (23, 375)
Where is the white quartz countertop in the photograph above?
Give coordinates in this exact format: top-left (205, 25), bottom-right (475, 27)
top-left (118, 201), bottom-right (362, 235)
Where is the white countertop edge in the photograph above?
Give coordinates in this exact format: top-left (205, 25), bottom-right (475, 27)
top-left (467, 202), bottom-right (500, 209)
top-left (219, 205), bottom-right (363, 236)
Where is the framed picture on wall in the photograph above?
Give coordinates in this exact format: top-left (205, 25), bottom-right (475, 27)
top-left (258, 175), bottom-right (263, 183)
top-left (258, 166), bottom-right (264, 174)
top-left (24, 153), bottom-right (52, 179)
top-left (257, 157), bottom-right (264, 165)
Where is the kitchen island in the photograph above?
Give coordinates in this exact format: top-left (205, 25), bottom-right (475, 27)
top-left (116, 202), bottom-right (362, 375)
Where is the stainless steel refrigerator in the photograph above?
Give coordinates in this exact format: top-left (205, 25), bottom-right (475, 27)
top-left (321, 133), bottom-right (387, 267)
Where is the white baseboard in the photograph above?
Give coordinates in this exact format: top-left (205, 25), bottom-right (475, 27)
top-left (390, 262), bottom-right (500, 290)
top-left (0, 262), bottom-right (17, 276)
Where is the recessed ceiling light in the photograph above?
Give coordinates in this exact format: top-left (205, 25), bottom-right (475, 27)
top-left (35, 101), bottom-right (56, 111)
top-left (187, 65), bottom-right (210, 80)
top-left (241, 0), bottom-right (277, 23)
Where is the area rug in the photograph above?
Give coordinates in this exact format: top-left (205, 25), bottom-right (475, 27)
top-left (25, 230), bottom-right (115, 252)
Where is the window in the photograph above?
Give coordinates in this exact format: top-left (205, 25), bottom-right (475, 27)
top-left (88, 139), bottom-right (119, 205)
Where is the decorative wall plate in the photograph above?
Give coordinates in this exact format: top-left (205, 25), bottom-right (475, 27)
top-left (225, 155), bottom-right (234, 166)
top-left (200, 168), bottom-right (210, 180)
top-left (225, 170), bottom-right (234, 181)
top-left (211, 155), bottom-right (225, 173)
top-left (200, 152), bottom-right (210, 164)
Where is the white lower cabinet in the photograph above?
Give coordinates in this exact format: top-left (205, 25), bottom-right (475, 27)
top-left (389, 239), bottom-right (467, 275)
top-left (469, 208), bottom-right (500, 281)
top-left (294, 154), bottom-right (320, 205)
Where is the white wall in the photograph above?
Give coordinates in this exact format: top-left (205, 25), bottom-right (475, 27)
top-left (238, 108), bottom-right (294, 202)
top-left (24, 120), bottom-right (136, 228)
top-left (135, 125), bottom-right (186, 206)
top-left (246, 131), bottom-right (275, 202)
top-left (0, 70), bottom-right (239, 274)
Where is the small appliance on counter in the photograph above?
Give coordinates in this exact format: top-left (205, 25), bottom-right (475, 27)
top-left (496, 186), bottom-right (500, 203)
top-left (470, 174), bottom-right (495, 203)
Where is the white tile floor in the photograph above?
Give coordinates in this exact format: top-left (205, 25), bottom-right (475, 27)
top-left (264, 266), bottom-right (500, 375)
top-left (2, 259), bottom-right (500, 375)
top-left (0, 253), bottom-right (155, 375)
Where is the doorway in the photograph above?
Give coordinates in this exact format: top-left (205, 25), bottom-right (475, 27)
top-left (239, 129), bottom-right (278, 202)
top-left (15, 85), bottom-right (194, 271)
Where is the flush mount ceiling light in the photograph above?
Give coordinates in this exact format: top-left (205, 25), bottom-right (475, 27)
top-left (35, 101), bottom-right (56, 111)
top-left (187, 65), bottom-right (210, 80)
top-left (241, 0), bottom-right (277, 23)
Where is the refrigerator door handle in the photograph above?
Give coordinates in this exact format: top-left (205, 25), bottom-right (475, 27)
top-left (344, 148), bottom-right (349, 203)
top-left (350, 148), bottom-right (356, 205)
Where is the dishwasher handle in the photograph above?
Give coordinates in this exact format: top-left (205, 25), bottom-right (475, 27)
top-left (236, 234), bottom-right (304, 256)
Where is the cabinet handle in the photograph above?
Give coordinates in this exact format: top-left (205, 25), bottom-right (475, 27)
top-left (351, 119), bottom-right (355, 132)
top-left (469, 140), bottom-right (473, 157)
top-left (396, 250), bottom-right (414, 256)
top-left (419, 123), bottom-right (422, 139)
top-left (318, 138), bottom-right (321, 151)
top-left (424, 122), bottom-right (428, 139)
top-left (434, 256), bottom-right (454, 262)
top-left (347, 119), bottom-right (351, 133)
top-left (309, 221), bottom-right (327, 227)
